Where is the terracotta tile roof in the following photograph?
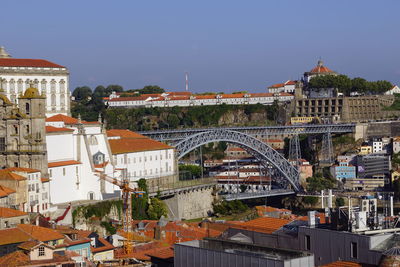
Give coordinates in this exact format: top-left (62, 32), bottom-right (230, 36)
top-left (321, 261), bottom-right (362, 267)
top-left (5, 167), bottom-right (40, 173)
top-left (91, 238), bottom-right (115, 253)
top-left (107, 129), bottom-right (148, 139)
top-left (146, 246), bottom-right (174, 259)
top-left (17, 240), bottom-right (42, 250)
top-left (94, 161), bottom-right (109, 168)
top-left (269, 83), bottom-right (285, 88)
top-left (48, 160), bottom-right (82, 168)
top-left (0, 250), bottom-right (73, 267)
top-left (17, 224), bottom-right (64, 242)
top-left (309, 64), bottom-right (334, 74)
top-left (0, 207), bottom-right (27, 218)
top-left (46, 125), bottom-right (74, 133)
top-left (41, 177), bottom-right (50, 183)
top-left (0, 170), bottom-right (26, 181)
top-left (0, 228), bottom-right (31, 246)
top-left (109, 138), bottom-right (172, 154)
top-left (239, 217), bottom-right (291, 234)
top-left (0, 58), bottom-right (65, 68)
top-left (46, 114), bottom-right (98, 125)
top-left (0, 185), bottom-right (15, 197)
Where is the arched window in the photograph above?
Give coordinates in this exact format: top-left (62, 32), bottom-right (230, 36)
top-left (59, 80), bottom-right (65, 92)
top-left (9, 79), bottom-right (15, 93)
top-left (25, 103), bottom-right (30, 114)
top-left (88, 192), bottom-right (95, 200)
top-left (17, 79), bottom-right (23, 93)
top-left (41, 79), bottom-right (47, 95)
top-left (33, 79), bottom-right (39, 88)
top-left (50, 80), bottom-right (56, 93)
top-left (26, 125), bottom-right (30, 134)
top-left (51, 94), bottom-right (56, 107)
top-left (11, 139), bottom-right (18, 151)
top-left (60, 94), bottom-right (65, 106)
top-left (90, 135), bottom-right (98, 145)
top-left (13, 125), bottom-right (18, 135)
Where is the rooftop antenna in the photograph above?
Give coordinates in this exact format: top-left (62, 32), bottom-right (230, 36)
top-left (185, 72), bottom-right (189, 92)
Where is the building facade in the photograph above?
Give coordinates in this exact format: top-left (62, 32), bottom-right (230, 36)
top-left (0, 47), bottom-right (70, 116)
top-left (330, 162), bottom-right (356, 180)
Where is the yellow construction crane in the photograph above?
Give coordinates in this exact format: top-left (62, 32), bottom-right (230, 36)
top-left (96, 172), bottom-right (145, 255)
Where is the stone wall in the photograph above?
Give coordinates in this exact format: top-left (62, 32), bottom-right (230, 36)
top-left (163, 186), bottom-right (216, 220)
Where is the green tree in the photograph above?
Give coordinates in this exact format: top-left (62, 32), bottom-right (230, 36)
top-left (93, 85), bottom-right (107, 97)
top-left (106, 84), bottom-right (124, 93)
top-left (306, 173), bottom-right (335, 192)
top-left (147, 198), bottom-right (168, 219)
top-left (72, 86), bottom-right (92, 101)
top-left (179, 165), bottom-right (202, 179)
top-left (335, 197), bottom-right (345, 207)
top-left (137, 85), bottom-right (165, 94)
top-left (167, 114), bottom-right (180, 128)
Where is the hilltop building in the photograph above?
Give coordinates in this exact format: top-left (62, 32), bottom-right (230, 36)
top-left (0, 46), bottom-right (70, 116)
top-left (267, 80), bottom-right (297, 94)
top-left (104, 91), bottom-right (293, 108)
top-left (303, 60), bottom-right (338, 84)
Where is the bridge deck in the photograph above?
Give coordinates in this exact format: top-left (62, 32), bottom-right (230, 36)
top-left (222, 189), bottom-right (295, 201)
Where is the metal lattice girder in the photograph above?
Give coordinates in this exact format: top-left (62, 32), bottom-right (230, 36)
top-left (141, 123), bottom-right (356, 141)
top-left (289, 134), bottom-right (301, 162)
top-left (174, 129), bottom-right (301, 191)
top-left (320, 130), bottom-right (334, 164)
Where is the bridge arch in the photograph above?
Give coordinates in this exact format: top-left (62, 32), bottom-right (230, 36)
top-left (174, 129), bottom-right (300, 191)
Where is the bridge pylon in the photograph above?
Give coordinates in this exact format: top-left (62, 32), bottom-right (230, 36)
top-left (288, 134), bottom-right (301, 164)
top-left (320, 130), bottom-right (334, 165)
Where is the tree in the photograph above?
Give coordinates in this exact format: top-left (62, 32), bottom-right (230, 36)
top-left (93, 85), bottom-right (107, 98)
top-left (335, 197), bottom-right (345, 207)
top-left (179, 165), bottom-right (202, 179)
top-left (306, 173), bottom-right (335, 192)
top-left (167, 114), bottom-right (180, 128)
top-left (137, 85), bottom-right (165, 94)
top-left (72, 86), bottom-right (92, 101)
top-left (147, 198), bottom-right (167, 220)
top-left (106, 85), bottom-right (124, 93)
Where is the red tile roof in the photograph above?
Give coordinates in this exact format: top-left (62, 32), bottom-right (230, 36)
top-left (107, 129), bottom-right (148, 139)
top-left (46, 125), bottom-right (74, 133)
top-left (0, 207), bottom-right (28, 218)
top-left (109, 138), bottom-right (172, 154)
top-left (238, 217), bottom-right (291, 234)
top-left (309, 63), bottom-right (334, 74)
top-left (0, 250), bottom-right (74, 267)
top-left (0, 185), bottom-right (15, 197)
top-left (0, 58), bottom-right (65, 68)
top-left (5, 167), bottom-right (40, 173)
top-left (0, 228), bottom-right (31, 246)
top-left (91, 238), bottom-right (115, 253)
top-left (0, 170), bottom-right (26, 181)
top-left (146, 246), bottom-right (174, 259)
top-left (46, 114), bottom-right (98, 125)
top-left (17, 224), bottom-right (64, 242)
top-left (48, 160), bottom-right (82, 168)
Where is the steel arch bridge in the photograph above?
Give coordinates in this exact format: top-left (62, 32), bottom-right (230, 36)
top-left (174, 129), bottom-right (301, 192)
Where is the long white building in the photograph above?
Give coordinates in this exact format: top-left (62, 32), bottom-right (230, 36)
top-left (0, 47), bottom-right (70, 116)
top-left (107, 129), bottom-right (177, 189)
top-left (105, 91), bottom-right (293, 108)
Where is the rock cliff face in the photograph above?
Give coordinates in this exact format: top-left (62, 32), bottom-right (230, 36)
top-left (218, 109), bottom-right (269, 126)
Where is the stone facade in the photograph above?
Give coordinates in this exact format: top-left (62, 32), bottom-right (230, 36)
top-left (0, 88), bottom-right (48, 176)
top-left (292, 95), bottom-right (395, 123)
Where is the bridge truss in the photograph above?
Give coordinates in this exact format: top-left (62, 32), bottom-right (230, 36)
top-left (174, 129), bottom-right (301, 191)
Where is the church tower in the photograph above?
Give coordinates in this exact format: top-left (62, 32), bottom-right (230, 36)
top-left (17, 86), bottom-right (48, 175)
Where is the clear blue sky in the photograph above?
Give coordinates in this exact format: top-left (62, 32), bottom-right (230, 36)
top-left (1, 0), bottom-right (399, 93)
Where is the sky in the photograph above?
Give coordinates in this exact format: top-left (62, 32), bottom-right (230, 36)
top-left (1, 0), bottom-right (399, 93)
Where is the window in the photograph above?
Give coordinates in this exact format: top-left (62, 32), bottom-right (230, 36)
top-left (38, 246), bottom-right (45, 256)
top-left (0, 138), bottom-right (5, 152)
top-left (13, 125), bottom-right (18, 135)
top-left (305, 235), bottom-right (311, 250)
top-left (63, 168), bottom-right (66, 176)
top-left (49, 169), bottom-right (52, 178)
top-left (25, 103), bottom-right (30, 114)
top-left (351, 242), bottom-right (358, 259)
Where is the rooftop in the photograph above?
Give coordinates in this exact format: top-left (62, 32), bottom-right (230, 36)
top-left (48, 160), bottom-right (82, 168)
top-left (0, 207), bottom-right (28, 218)
top-left (0, 58), bottom-right (65, 68)
top-left (17, 224), bottom-right (64, 242)
top-left (109, 136), bottom-right (172, 154)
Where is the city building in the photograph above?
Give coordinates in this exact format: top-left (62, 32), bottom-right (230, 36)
top-left (45, 114), bottom-right (119, 204)
top-left (225, 147), bottom-right (250, 158)
top-left (330, 162), bottom-right (356, 180)
top-left (0, 169), bottom-right (28, 211)
top-left (0, 46), bottom-right (70, 116)
top-left (0, 185), bottom-right (16, 209)
top-left (107, 129), bottom-right (177, 189)
top-left (105, 91), bottom-right (294, 108)
top-left (343, 178), bottom-right (385, 191)
top-left (0, 87), bottom-right (48, 176)
top-left (359, 144), bottom-right (373, 155)
top-left (356, 154), bottom-right (391, 183)
top-left (0, 207), bottom-right (29, 229)
top-left (393, 137), bottom-right (400, 154)
top-left (267, 80), bottom-right (296, 94)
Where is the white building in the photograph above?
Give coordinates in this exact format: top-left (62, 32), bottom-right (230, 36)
top-left (372, 138), bottom-right (383, 153)
top-left (0, 47), bottom-right (70, 116)
top-left (268, 80), bottom-right (296, 94)
top-left (393, 137), bottom-right (400, 154)
top-left (105, 91), bottom-right (293, 108)
top-left (45, 114), bottom-right (119, 204)
top-left (107, 129), bottom-right (177, 189)
top-left (384, 85), bottom-right (400, 95)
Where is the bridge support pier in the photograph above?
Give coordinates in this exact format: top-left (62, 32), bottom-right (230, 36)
top-left (320, 131), bottom-right (334, 165)
top-left (289, 134), bottom-right (301, 163)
